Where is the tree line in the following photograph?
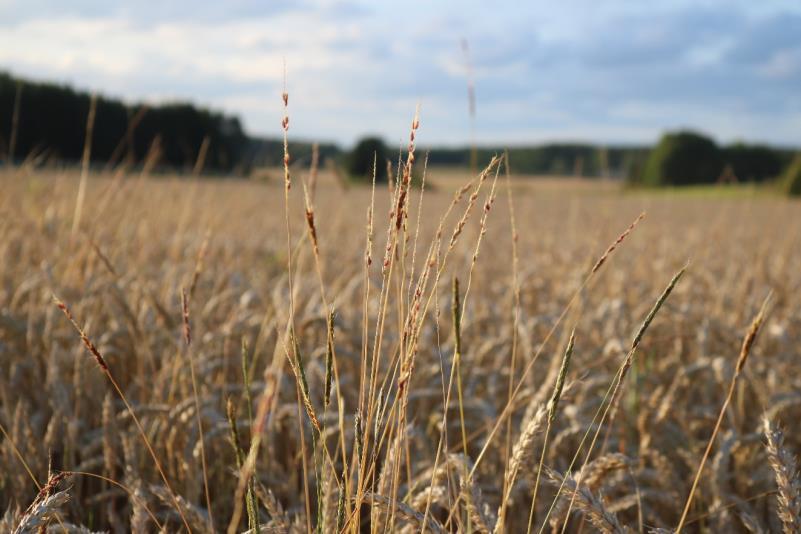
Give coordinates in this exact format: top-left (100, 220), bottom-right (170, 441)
top-left (0, 72), bottom-right (348, 175)
top-left (632, 131), bottom-right (796, 186)
top-left (2, 71), bottom-right (798, 192)
top-left (0, 72), bottom-right (253, 173)
top-left (348, 135), bottom-right (797, 187)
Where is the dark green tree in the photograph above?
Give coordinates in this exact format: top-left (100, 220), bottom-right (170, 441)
top-left (723, 143), bottom-right (784, 182)
top-left (347, 136), bottom-right (388, 182)
top-left (0, 71), bottom-right (247, 172)
top-left (642, 131), bottom-right (724, 186)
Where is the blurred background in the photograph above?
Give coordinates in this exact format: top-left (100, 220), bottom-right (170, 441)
top-left (0, 0), bottom-right (799, 190)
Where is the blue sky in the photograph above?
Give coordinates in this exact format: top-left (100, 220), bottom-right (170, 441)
top-left (1, 0), bottom-right (800, 147)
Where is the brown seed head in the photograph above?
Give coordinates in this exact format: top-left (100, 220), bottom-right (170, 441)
top-left (736, 294), bottom-right (770, 374)
top-left (39, 471), bottom-right (68, 499)
top-left (592, 212), bottom-right (646, 274)
top-left (181, 288), bottom-right (191, 346)
top-left (54, 296), bottom-right (109, 372)
top-left (305, 208), bottom-right (318, 254)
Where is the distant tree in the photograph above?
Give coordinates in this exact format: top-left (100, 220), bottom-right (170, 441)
top-left (782, 153), bottom-right (801, 197)
top-left (347, 137), bottom-right (388, 182)
top-left (642, 131), bottom-right (724, 186)
top-left (424, 144), bottom-right (649, 178)
top-left (722, 143), bottom-right (784, 182)
top-left (0, 71), bottom-right (247, 173)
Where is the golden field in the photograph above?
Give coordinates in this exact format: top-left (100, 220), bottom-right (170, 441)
top-left (1, 164), bottom-right (799, 533)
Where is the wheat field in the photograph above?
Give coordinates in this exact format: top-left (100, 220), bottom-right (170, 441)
top-left (1, 157), bottom-right (799, 533)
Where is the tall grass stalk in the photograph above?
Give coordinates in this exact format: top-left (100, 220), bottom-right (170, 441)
top-left (525, 330), bottom-right (575, 532)
top-left (467, 212), bottom-right (647, 483)
top-left (53, 296), bottom-right (193, 532)
top-left (181, 288), bottom-right (215, 531)
top-left (498, 150), bottom-right (522, 531)
top-left (71, 93), bottom-right (97, 237)
top-left (552, 264), bottom-right (686, 534)
top-left (675, 294), bottom-right (771, 532)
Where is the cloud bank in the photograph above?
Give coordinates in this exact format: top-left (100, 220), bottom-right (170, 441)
top-left (1, 0), bottom-right (799, 146)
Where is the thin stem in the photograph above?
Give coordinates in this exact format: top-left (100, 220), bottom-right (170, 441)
top-left (675, 295), bottom-right (770, 533)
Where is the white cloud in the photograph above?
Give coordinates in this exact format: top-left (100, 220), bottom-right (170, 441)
top-left (0, 1), bottom-right (799, 145)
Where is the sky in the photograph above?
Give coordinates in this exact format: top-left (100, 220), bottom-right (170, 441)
top-left (1, 0), bottom-right (800, 147)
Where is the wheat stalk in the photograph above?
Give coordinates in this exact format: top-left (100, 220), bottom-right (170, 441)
top-left (676, 294), bottom-right (771, 532)
top-left (547, 469), bottom-right (629, 534)
top-left (546, 265), bottom-right (686, 534)
top-left (762, 416), bottom-right (801, 534)
top-left (53, 297), bottom-right (193, 533)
